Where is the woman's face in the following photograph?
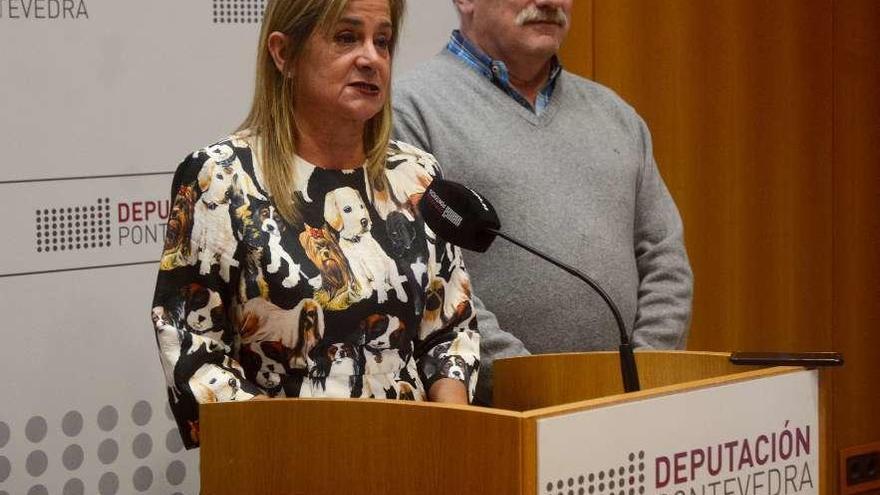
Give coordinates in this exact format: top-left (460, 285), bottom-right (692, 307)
top-left (293, 0), bottom-right (393, 126)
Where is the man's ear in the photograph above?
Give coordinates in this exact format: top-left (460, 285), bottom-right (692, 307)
top-left (452, 0), bottom-right (475, 17)
top-left (267, 31), bottom-right (291, 75)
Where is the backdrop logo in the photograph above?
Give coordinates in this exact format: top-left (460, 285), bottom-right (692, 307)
top-left (545, 451), bottom-right (647, 495)
top-left (33, 196), bottom-right (169, 256)
top-left (213, 0), bottom-right (264, 24)
top-left (35, 199), bottom-right (111, 254)
top-left (0, 0), bottom-right (89, 20)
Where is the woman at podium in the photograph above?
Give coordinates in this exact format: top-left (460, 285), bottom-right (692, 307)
top-left (149, 0), bottom-right (480, 449)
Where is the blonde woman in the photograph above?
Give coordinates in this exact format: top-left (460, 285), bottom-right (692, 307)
top-left (151, 0), bottom-right (480, 449)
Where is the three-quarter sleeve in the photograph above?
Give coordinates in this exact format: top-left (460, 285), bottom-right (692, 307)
top-left (151, 152), bottom-right (260, 449)
top-left (407, 151), bottom-right (481, 402)
top-left (415, 239), bottom-right (481, 402)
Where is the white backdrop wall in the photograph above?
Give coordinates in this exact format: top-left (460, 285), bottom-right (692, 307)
top-left (0, 1), bottom-right (457, 494)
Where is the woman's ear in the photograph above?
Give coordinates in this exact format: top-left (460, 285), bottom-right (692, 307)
top-left (267, 31), bottom-right (291, 75)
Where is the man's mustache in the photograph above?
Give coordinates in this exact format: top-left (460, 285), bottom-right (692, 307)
top-left (515, 5), bottom-right (568, 27)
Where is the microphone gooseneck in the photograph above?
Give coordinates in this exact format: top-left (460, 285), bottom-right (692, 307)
top-left (419, 178), bottom-right (641, 393)
top-left (486, 228), bottom-right (640, 393)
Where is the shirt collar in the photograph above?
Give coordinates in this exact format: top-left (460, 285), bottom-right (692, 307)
top-left (446, 30), bottom-right (562, 113)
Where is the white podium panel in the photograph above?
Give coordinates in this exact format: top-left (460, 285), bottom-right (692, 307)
top-left (538, 370), bottom-right (819, 495)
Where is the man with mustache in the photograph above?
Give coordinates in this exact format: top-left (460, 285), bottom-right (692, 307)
top-left (393, 0), bottom-right (693, 404)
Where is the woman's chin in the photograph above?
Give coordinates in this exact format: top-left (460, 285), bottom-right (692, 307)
top-left (335, 103), bottom-right (386, 125)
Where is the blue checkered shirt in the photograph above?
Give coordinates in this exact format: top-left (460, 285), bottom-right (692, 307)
top-left (445, 30), bottom-right (562, 115)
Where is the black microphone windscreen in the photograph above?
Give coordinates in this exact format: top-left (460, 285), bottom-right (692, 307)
top-left (418, 179), bottom-right (500, 252)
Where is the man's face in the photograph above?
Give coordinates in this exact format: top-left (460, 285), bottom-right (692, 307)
top-left (468, 0), bottom-right (572, 62)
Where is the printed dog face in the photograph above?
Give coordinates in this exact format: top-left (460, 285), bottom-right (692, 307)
top-left (198, 161), bottom-right (237, 206)
top-left (162, 184), bottom-right (196, 259)
top-left (361, 314), bottom-right (405, 350)
top-left (385, 210), bottom-right (417, 256)
top-left (326, 342), bottom-right (356, 363)
top-left (425, 278), bottom-right (445, 313)
top-left (297, 299), bottom-right (322, 351)
top-left (198, 142), bottom-right (266, 208)
top-left (326, 342), bottom-right (359, 377)
top-left (324, 187), bottom-right (371, 240)
top-left (421, 278), bottom-right (446, 337)
top-left (260, 205), bottom-right (281, 238)
top-left (300, 224), bottom-right (355, 300)
top-left (181, 283), bottom-right (224, 334)
top-left (189, 360), bottom-right (242, 403)
top-left (440, 355), bottom-right (469, 382)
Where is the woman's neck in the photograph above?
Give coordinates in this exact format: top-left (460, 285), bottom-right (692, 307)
top-left (295, 115), bottom-right (366, 170)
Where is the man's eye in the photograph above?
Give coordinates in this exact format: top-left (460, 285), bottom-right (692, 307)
top-left (343, 206), bottom-right (352, 213)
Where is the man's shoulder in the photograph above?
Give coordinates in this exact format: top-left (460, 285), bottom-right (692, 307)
top-left (394, 52), bottom-right (470, 99)
top-left (558, 71), bottom-right (644, 133)
top-left (559, 71), bottom-right (637, 114)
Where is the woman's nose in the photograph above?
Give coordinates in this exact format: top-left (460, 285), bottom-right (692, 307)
top-left (355, 42), bottom-right (381, 70)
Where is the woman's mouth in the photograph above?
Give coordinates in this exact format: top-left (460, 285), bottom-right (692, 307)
top-left (348, 81), bottom-right (381, 95)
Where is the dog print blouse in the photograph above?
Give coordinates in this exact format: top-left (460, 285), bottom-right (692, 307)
top-left (151, 135), bottom-right (480, 449)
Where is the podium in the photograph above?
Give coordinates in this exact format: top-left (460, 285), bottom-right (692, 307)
top-left (200, 351), bottom-right (831, 494)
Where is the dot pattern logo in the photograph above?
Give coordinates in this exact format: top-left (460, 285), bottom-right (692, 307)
top-left (213, 0), bottom-right (266, 24)
top-left (34, 198), bottom-right (112, 253)
top-left (545, 451), bottom-right (647, 495)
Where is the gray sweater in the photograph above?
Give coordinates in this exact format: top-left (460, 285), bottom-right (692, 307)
top-left (393, 51), bottom-right (693, 401)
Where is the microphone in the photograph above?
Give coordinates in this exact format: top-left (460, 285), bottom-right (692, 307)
top-left (419, 178), bottom-right (641, 393)
top-left (419, 179), bottom-right (500, 252)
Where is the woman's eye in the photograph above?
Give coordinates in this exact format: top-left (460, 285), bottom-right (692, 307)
top-left (375, 35), bottom-right (391, 50)
top-left (335, 32), bottom-right (357, 45)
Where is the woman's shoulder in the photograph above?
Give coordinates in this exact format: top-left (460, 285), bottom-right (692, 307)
top-left (185, 132), bottom-right (256, 167)
top-left (172, 131), bottom-right (267, 199)
top-left (371, 140), bottom-right (443, 218)
top-left (386, 139), bottom-right (443, 179)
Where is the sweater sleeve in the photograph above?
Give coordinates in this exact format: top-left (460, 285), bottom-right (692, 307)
top-left (150, 151), bottom-right (261, 449)
top-left (471, 294), bottom-right (530, 405)
top-left (630, 115), bottom-right (694, 349)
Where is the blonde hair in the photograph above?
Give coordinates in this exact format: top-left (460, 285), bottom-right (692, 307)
top-left (238, 0), bottom-right (406, 224)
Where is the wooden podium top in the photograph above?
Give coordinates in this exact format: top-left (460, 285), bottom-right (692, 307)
top-left (493, 350), bottom-right (759, 411)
